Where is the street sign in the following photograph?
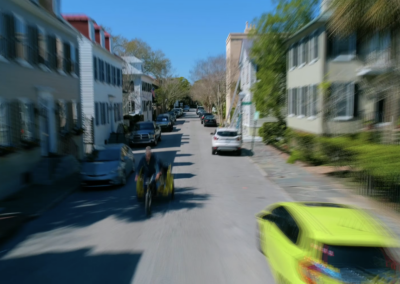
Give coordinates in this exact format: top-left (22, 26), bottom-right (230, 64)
top-left (254, 111), bottom-right (260, 121)
top-left (242, 102), bottom-right (252, 106)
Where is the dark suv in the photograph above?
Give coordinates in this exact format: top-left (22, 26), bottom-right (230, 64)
top-left (196, 106), bottom-right (204, 115)
top-left (130, 121), bottom-right (161, 147)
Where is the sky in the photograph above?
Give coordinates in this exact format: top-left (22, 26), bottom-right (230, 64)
top-left (62, 0), bottom-right (274, 80)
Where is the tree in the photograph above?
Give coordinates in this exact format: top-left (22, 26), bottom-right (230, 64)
top-left (156, 76), bottom-right (191, 112)
top-left (328, 0), bottom-right (400, 38)
top-left (112, 35), bottom-right (171, 79)
top-left (190, 55), bottom-right (226, 121)
top-left (250, 0), bottom-right (319, 122)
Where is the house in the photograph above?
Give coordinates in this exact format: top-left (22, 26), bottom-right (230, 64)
top-left (64, 15), bottom-right (124, 152)
top-left (286, 1), bottom-right (400, 137)
top-left (238, 38), bottom-right (277, 138)
top-left (225, 23), bottom-right (251, 120)
top-left (122, 56), bottom-right (157, 121)
top-left (0, 0), bottom-right (83, 199)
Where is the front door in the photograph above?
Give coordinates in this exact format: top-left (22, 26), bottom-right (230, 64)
top-left (376, 99), bottom-right (385, 123)
top-left (38, 92), bottom-right (56, 156)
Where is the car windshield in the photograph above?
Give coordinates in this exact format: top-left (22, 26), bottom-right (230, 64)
top-left (322, 245), bottom-right (394, 269)
top-left (198, 107), bottom-right (204, 109)
top-left (91, 149), bottom-right (120, 162)
top-left (205, 115), bottom-right (215, 119)
top-left (217, 131), bottom-right (238, 137)
top-left (133, 123), bottom-right (154, 130)
top-left (157, 116), bottom-right (168, 122)
top-left (202, 113), bottom-right (212, 117)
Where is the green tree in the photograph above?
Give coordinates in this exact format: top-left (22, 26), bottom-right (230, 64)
top-left (156, 76), bottom-right (191, 111)
top-left (250, 0), bottom-right (319, 122)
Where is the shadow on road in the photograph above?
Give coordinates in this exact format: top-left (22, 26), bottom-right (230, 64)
top-left (176, 153), bottom-right (192, 157)
top-left (173, 173), bottom-right (196, 180)
top-left (173, 162), bottom-right (194, 167)
top-left (0, 248), bottom-right (142, 284)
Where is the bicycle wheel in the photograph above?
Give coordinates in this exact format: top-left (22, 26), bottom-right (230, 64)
top-left (145, 189), bottom-right (152, 216)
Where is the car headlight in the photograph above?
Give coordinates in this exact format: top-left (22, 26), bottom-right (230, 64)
top-left (111, 167), bottom-right (122, 174)
top-left (149, 133), bottom-right (154, 138)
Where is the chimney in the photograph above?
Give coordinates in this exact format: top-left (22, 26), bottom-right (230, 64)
top-left (244, 21), bottom-right (251, 33)
top-left (320, 0), bottom-right (332, 14)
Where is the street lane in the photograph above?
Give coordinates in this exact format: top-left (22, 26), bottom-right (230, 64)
top-left (0, 110), bottom-right (290, 284)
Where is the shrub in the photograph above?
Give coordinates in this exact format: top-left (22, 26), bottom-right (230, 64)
top-left (258, 122), bottom-right (286, 145)
top-left (294, 132), bottom-right (317, 161)
top-left (287, 150), bottom-right (302, 164)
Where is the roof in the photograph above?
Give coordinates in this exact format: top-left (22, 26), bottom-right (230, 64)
top-left (275, 202), bottom-right (399, 247)
top-left (62, 14), bottom-right (90, 21)
top-left (286, 11), bottom-right (332, 44)
top-left (217, 128), bottom-right (238, 132)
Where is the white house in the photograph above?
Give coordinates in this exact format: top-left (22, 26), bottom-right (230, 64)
top-left (238, 38), bottom-right (277, 139)
top-left (64, 15), bottom-right (124, 151)
top-left (122, 56), bottom-right (155, 122)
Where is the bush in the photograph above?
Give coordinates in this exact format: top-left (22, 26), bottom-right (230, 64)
top-left (258, 122), bottom-right (286, 145)
top-left (294, 132), bottom-right (317, 161)
top-left (287, 150), bottom-right (302, 164)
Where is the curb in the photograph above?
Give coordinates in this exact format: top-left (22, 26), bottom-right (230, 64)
top-left (28, 184), bottom-right (80, 220)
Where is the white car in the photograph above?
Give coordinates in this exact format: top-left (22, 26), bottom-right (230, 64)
top-left (210, 128), bottom-right (242, 156)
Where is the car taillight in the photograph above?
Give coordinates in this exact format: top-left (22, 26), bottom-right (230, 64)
top-left (298, 258), bottom-right (341, 284)
top-left (205, 120), bottom-right (209, 122)
top-left (213, 136), bottom-right (218, 140)
top-left (236, 137), bottom-right (241, 141)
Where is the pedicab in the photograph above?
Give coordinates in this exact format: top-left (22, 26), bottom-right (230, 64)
top-left (136, 164), bottom-right (175, 216)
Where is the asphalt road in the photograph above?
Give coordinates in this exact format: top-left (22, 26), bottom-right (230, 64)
top-left (0, 110), bottom-right (291, 284)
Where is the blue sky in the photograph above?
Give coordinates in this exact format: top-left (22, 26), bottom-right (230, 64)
top-left (62, 0), bottom-right (274, 80)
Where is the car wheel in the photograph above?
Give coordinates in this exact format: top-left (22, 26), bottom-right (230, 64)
top-left (237, 149), bottom-right (242, 156)
top-left (153, 138), bottom-right (158, 147)
top-left (212, 149), bottom-right (216, 155)
top-left (158, 134), bottom-right (161, 141)
top-left (257, 224), bottom-right (264, 254)
top-left (201, 121), bottom-right (203, 124)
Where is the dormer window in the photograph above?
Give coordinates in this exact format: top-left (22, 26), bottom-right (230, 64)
top-left (100, 30), bottom-right (105, 48)
top-left (53, 0), bottom-right (61, 18)
top-left (88, 21), bottom-right (95, 41)
top-left (109, 37), bottom-right (113, 53)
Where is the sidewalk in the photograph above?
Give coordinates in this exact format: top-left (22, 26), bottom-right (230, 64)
top-left (0, 173), bottom-right (80, 243)
top-left (244, 141), bottom-right (400, 238)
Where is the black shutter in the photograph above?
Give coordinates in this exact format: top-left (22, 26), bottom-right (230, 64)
top-left (95, 102), bottom-right (99, 126)
top-left (4, 14), bottom-right (16, 59)
top-left (353, 83), bottom-right (360, 118)
top-left (93, 57), bottom-right (97, 80)
top-left (47, 35), bottom-right (56, 69)
top-left (326, 31), bottom-right (334, 59)
top-left (63, 42), bottom-right (71, 73)
top-left (27, 25), bottom-right (34, 64)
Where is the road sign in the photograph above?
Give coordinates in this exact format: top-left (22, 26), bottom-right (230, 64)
top-left (242, 102), bottom-right (252, 106)
top-left (254, 111), bottom-right (260, 121)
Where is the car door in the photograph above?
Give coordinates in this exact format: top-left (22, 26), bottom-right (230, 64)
top-left (123, 145), bottom-right (133, 172)
top-left (268, 206), bottom-right (303, 282)
top-left (121, 146), bottom-right (129, 175)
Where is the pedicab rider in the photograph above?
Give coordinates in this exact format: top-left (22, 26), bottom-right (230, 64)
top-left (135, 146), bottom-right (165, 196)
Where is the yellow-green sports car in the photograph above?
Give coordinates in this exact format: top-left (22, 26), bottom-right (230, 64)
top-left (256, 202), bottom-right (400, 284)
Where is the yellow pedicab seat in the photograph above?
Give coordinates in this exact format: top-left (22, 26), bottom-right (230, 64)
top-left (136, 165), bottom-right (174, 200)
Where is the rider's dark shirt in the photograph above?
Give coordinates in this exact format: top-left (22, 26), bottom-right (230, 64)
top-left (136, 154), bottom-right (163, 178)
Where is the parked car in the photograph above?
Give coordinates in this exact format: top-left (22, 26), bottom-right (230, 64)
top-left (184, 105), bottom-right (190, 112)
top-left (168, 111), bottom-right (177, 124)
top-left (156, 114), bottom-right (173, 132)
top-left (256, 201), bottom-right (400, 284)
top-left (198, 109), bottom-right (206, 117)
top-left (196, 106), bottom-right (204, 115)
top-left (201, 113), bottom-right (212, 124)
top-left (210, 128), bottom-right (241, 156)
top-left (81, 144), bottom-right (135, 187)
top-left (203, 115), bottom-right (217, 127)
top-left (173, 108), bottom-right (183, 117)
top-left (129, 121), bottom-right (161, 147)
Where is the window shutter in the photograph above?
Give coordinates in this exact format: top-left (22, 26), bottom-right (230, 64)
top-left (63, 42), bottom-right (71, 73)
top-left (348, 83), bottom-right (355, 117)
top-left (95, 102), bottom-right (99, 126)
top-left (353, 83), bottom-right (360, 118)
top-left (326, 32), bottom-right (333, 59)
top-left (9, 100), bottom-right (21, 147)
top-left (66, 101), bottom-right (73, 131)
top-left (75, 47), bottom-right (79, 76)
top-left (5, 14), bottom-right (16, 59)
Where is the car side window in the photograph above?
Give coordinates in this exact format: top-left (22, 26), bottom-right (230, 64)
top-left (121, 147), bottom-right (127, 157)
top-left (271, 206), bottom-right (300, 245)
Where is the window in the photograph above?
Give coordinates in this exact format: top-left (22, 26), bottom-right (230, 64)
top-left (271, 206), bottom-right (300, 244)
top-left (47, 34), bottom-right (57, 69)
top-left (304, 37), bottom-right (309, 64)
top-left (308, 85), bottom-right (318, 117)
top-left (101, 103), bottom-right (106, 125)
top-left (0, 13), bottom-right (6, 58)
top-left (333, 34), bottom-right (356, 58)
top-left (15, 16), bottom-right (27, 62)
top-left (301, 86), bottom-right (308, 116)
top-left (0, 99), bottom-right (10, 146)
top-left (58, 100), bottom-right (68, 132)
top-left (297, 88), bottom-right (304, 116)
top-left (293, 44), bottom-right (298, 67)
top-left (19, 99), bottom-right (35, 142)
top-left (72, 101), bottom-right (79, 128)
top-left (95, 102), bottom-right (99, 125)
top-left (291, 88), bottom-right (297, 116)
top-left (111, 66), bottom-right (115, 85)
top-left (313, 32), bottom-right (319, 60)
top-left (298, 41), bottom-right (303, 66)
top-left (100, 30), bottom-right (105, 48)
top-left (106, 63), bottom-right (111, 84)
top-left (99, 59), bottom-right (104, 82)
top-left (56, 37), bottom-right (64, 71)
top-left (118, 69), bottom-right (122, 87)
top-left (93, 57), bottom-right (98, 80)
top-left (332, 83), bottom-right (355, 119)
top-left (70, 43), bottom-right (78, 75)
top-left (88, 21), bottom-right (95, 41)
top-left (38, 27), bottom-right (47, 65)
